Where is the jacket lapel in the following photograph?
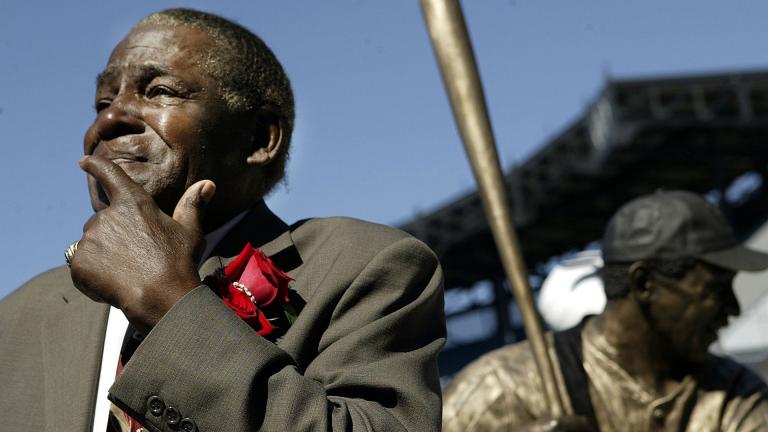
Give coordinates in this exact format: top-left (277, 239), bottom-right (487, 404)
top-left (42, 282), bottom-right (109, 432)
top-left (199, 201), bottom-right (302, 280)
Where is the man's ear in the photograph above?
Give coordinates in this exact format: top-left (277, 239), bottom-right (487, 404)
top-left (246, 109), bottom-right (284, 167)
top-left (628, 261), bottom-right (653, 303)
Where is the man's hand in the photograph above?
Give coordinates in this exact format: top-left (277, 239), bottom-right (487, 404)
top-left (69, 155), bottom-right (216, 334)
top-left (519, 416), bottom-right (594, 432)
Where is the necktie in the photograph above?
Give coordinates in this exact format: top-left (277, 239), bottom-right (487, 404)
top-left (107, 326), bottom-right (145, 432)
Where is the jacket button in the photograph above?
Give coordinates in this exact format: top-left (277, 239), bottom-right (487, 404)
top-left (164, 406), bottom-right (181, 426)
top-left (147, 395), bottom-right (165, 416)
top-left (180, 418), bottom-right (198, 432)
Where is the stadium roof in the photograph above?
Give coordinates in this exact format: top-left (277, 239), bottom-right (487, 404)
top-left (401, 70), bottom-right (768, 291)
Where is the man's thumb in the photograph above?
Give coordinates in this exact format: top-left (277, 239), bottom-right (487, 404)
top-left (173, 180), bottom-right (216, 231)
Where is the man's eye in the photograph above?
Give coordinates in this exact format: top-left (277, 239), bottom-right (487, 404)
top-left (95, 100), bottom-right (111, 113)
top-left (147, 85), bottom-right (178, 98)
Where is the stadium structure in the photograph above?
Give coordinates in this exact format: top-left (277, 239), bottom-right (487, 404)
top-left (398, 70), bottom-right (768, 379)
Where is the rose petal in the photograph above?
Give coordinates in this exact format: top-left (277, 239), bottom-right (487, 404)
top-left (253, 249), bottom-right (292, 302)
top-left (224, 243), bottom-right (256, 282)
top-left (256, 312), bottom-right (274, 336)
top-left (238, 255), bottom-right (279, 306)
top-left (223, 286), bottom-right (257, 316)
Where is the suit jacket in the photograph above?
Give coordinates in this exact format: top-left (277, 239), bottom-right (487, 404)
top-left (0, 203), bottom-right (446, 431)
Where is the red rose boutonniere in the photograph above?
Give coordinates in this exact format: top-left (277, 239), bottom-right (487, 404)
top-left (204, 243), bottom-right (296, 338)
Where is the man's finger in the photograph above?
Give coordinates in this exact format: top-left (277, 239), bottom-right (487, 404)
top-left (173, 180), bottom-right (216, 232)
top-left (79, 155), bottom-right (145, 203)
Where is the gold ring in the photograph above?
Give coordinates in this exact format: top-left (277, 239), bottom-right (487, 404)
top-left (65, 240), bottom-right (80, 268)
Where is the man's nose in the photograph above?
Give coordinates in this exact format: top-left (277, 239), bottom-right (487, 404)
top-left (92, 96), bottom-right (145, 143)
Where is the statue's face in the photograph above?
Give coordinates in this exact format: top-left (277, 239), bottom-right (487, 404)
top-left (83, 23), bottom-right (250, 215)
top-left (647, 262), bottom-right (739, 363)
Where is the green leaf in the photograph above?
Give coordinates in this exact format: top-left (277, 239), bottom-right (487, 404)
top-left (284, 303), bottom-right (298, 325)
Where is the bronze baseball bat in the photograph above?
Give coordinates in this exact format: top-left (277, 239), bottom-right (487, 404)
top-left (420, 0), bottom-right (568, 417)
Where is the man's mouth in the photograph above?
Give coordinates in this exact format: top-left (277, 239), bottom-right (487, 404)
top-left (705, 319), bottom-right (729, 339)
top-left (110, 155), bottom-right (149, 164)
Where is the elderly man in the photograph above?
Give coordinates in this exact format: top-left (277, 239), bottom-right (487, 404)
top-left (0, 9), bottom-right (445, 432)
top-left (443, 190), bottom-right (768, 431)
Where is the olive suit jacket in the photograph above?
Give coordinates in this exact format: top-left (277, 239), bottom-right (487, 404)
top-left (0, 203), bottom-right (446, 431)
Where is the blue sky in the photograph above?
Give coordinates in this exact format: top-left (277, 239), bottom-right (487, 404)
top-left (2, 0), bottom-right (767, 297)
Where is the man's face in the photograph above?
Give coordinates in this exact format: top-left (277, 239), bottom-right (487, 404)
top-left (648, 262), bottom-right (739, 364)
top-left (84, 23), bottom-right (248, 214)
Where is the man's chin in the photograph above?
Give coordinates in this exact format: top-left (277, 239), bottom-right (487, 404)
top-left (87, 176), bottom-right (180, 216)
top-left (90, 201), bottom-right (108, 212)
top-left (87, 184), bottom-right (110, 212)
top-left (677, 344), bottom-right (710, 365)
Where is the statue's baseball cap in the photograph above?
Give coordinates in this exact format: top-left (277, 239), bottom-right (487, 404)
top-left (602, 190), bottom-right (768, 271)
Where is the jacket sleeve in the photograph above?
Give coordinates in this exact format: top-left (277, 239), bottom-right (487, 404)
top-left (109, 236), bottom-right (446, 432)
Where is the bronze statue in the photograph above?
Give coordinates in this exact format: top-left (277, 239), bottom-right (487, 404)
top-left (443, 190), bottom-right (768, 431)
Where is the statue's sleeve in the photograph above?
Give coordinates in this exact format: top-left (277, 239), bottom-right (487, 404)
top-left (442, 341), bottom-right (550, 431)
